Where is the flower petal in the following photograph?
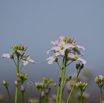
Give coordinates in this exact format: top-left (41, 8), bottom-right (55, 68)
top-left (22, 60), bottom-right (28, 66)
top-left (2, 53), bottom-right (10, 58)
top-left (76, 49), bottom-right (84, 56)
top-left (68, 53), bottom-right (75, 59)
top-left (47, 59), bottom-right (55, 64)
top-left (28, 59), bottom-right (35, 64)
top-left (46, 49), bottom-right (53, 54)
top-left (76, 45), bottom-right (85, 50)
top-left (51, 46), bottom-right (60, 51)
top-left (59, 49), bottom-right (65, 56)
top-left (77, 57), bottom-right (86, 64)
top-left (46, 56), bottom-right (53, 60)
top-left (64, 43), bottom-right (75, 49)
top-left (58, 35), bottom-right (66, 41)
top-left (51, 40), bottom-right (59, 45)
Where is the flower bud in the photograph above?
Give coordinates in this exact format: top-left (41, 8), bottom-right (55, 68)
top-left (18, 44), bottom-right (22, 50)
top-left (80, 64), bottom-right (84, 69)
top-left (52, 82), bottom-right (57, 88)
top-left (21, 85), bottom-right (25, 92)
top-left (12, 45), bottom-right (15, 50)
top-left (15, 45), bottom-right (18, 49)
top-left (17, 73), bottom-right (20, 77)
top-left (3, 80), bottom-right (9, 87)
top-left (45, 89), bottom-right (49, 94)
top-left (10, 54), bottom-right (14, 59)
top-left (54, 58), bottom-right (58, 62)
top-left (41, 91), bottom-right (45, 97)
top-left (15, 81), bottom-right (18, 86)
top-left (66, 76), bottom-right (72, 81)
top-left (24, 46), bottom-right (27, 51)
top-left (21, 51), bottom-right (25, 56)
top-left (17, 77), bottom-right (20, 82)
top-left (100, 82), bottom-right (103, 87)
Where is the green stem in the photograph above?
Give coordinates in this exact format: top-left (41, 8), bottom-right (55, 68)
top-left (59, 59), bottom-right (66, 103)
top-left (66, 61), bottom-right (73, 67)
top-left (19, 64), bottom-right (23, 72)
top-left (80, 90), bottom-right (83, 103)
top-left (21, 91), bottom-right (24, 103)
top-left (15, 55), bottom-right (19, 103)
top-left (39, 93), bottom-right (41, 103)
top-left (13, 59), bottom-right (17, 66)
top-left (100, 87), bottom-right (102, 103)
top-left (6, 87), bottom-right (12, 103)
top-left (62, 80), bottom-right (66, 93)
top-left (45, 94), bottom-right (47, 103)
top-left (66, 72), bottom-right (80, 103)
top-left (56, 59), bottom-right (64, 103)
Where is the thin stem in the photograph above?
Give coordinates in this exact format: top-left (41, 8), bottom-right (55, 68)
top-left (62, 80), bottom-right (66, 93)
top-left (66, 72), bottom-right (80, 103)
top-left (80, 90), bottom-right (83, 103)
top-left (19, 64), bottom-right (23, 72)
top-left (100, 87), bottom-right (102, 103)
top-left (15, 55), bottom-right (19, 103)
top-left (21, 91), bottom-right (24, 103)
top-left (57, 62), bottom-right (61, 70)
top-left (13, 59), bottom-right (17, 66)
top-left (56, 59), bottom-right (64, 103)
top-left (6, 87), bottom-right (12, 103)
top-left (66, 61), bottom-right (73, 67)
top-left (45, 94), bottom-right (47, 103)
top-left (39, 93), bottom-right (41, 103)
top-left (59, 59), bottom-right (67, 103)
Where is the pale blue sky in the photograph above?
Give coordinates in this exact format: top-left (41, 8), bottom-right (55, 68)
top-left (0, 1), bottom-right (104, 102)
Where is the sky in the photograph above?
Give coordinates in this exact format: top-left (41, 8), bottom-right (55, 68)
top-left (0, 1), bottom-right (104, 102)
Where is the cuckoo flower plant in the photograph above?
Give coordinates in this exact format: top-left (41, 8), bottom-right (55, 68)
top-left (46, 35), bottom-right (86, 103)
top-left (2, 45), bottom-right (35, 103)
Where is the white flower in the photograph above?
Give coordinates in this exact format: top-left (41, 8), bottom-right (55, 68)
top-left (2, 53), bottom-right (10, 58)
top-left (68, 53), bottom-right (86, 64)
top-left (58, 35), bottom-right (66, 41)
top-left (51, 40), bottom-right (59, 45)
top-left (46, 53), bottom-right (59, 64)
top-left (47, 40), bottom-right (74, 56)
top-left (22, 56), bottom-right (35, 66)
top-left (75, 44), bottom-right (85, 51)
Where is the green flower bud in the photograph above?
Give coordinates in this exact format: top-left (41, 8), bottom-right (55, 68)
top-left (10, 54), bottom-right (14, 59)
top-left (63, 38), bottom-right (66, 42)
top-left (48, 78), bottom-right (53, 84)
top-left (43, 77), bottom-right (48, 83)
top-left (12, 45), bottom-right (15, 50)
top-left (15, 45), bottom-right (18, 49)
top-left (54, 58), bottom-right (58, 62)
top-left (3, 80), bottom-right (9, 87)
top-left (18, 44), bottom-right (22, 50)
top-left (17, 73), bottom-right (20, 77)
top-left (66, 76), bottom-right (72, 81)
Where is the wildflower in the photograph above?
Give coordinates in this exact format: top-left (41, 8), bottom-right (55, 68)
top-left (68, 53), bottom-right (86, 64)
top-left (47, 40), bottom-right (74, 56)
top-left (46, 53), bottom-right (59, 64)
top-left (22, 56), bottom-right (35, 66)
top-left (2, 53), bottom-right (10, 58)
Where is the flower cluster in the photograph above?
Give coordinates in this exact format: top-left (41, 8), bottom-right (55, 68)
top-left (35, 77), bottom-right (57, 97)
top-left (76, 81), bottom-right (88, 92)
top-left (2, 44), bottom-right (35, 66)
top-left (95, 75), bottom-right (104, 87)
top-left (46, 35), bottom-right (86, 64)
top-left (15, 73), bottom-right (28, 92)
